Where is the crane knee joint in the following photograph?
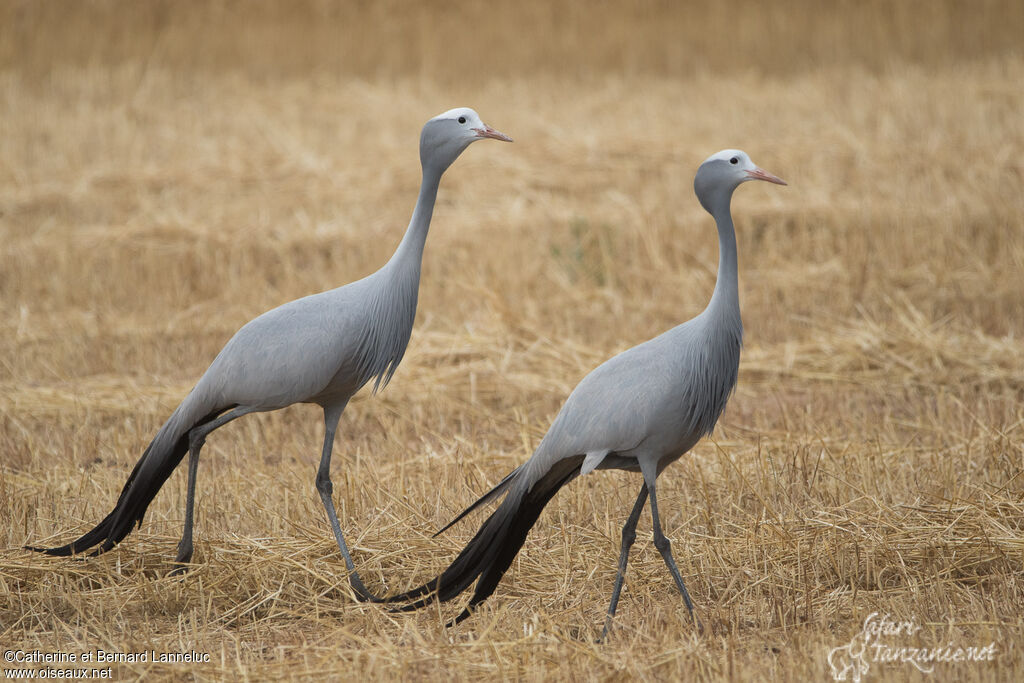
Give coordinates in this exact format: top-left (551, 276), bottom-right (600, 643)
top-left (316, 476), bottom-right (333, 496)
top-left (653, 533), bottom-right (671, 553)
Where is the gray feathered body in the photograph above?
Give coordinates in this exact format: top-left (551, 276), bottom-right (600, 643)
top-left (197, 259), bottom-right (420, 411)
top-left (140, 258), bottom-right (421, 475)
top-left (529, 305), bottom-right (742, 484)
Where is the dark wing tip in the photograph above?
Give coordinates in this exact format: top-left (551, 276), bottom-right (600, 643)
top-left (432, 513), bottom-right (465, 538)
top-left (25, 543), bottom-right (74, 556)
top-left (448, 608), bottom-right (474, 627)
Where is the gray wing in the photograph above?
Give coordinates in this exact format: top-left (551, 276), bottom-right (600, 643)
top-left (193, 277), bottom-right (381, 409)
top-left (520, 315), bottom-right (739, 486)
top-left (520, 327), bottom-right (689, 483)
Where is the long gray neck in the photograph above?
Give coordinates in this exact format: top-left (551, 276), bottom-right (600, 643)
top-left (705, 193), bottom-right (742, 331)
top-left (388, 164), bottom-right (443, 273)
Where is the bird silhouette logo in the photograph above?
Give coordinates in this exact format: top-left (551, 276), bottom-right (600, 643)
top-left (827, 633), bottom-right (871, 681)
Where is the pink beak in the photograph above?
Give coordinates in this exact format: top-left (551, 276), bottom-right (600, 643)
top-left (746, 167), bottom-right (787, 185)
top-left (473, 124), bottom-right (513, 142)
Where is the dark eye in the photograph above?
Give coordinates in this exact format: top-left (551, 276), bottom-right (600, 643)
top-left (729, 157), bottom-right (739, 165)
top-left (458, 116), bottom-right (467, 124)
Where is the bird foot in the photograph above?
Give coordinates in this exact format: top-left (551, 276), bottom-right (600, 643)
top-left (169, 548), bottom-right (194, 577)
top-left (688, 609), bottom-right (706, 635)
top-left (168, 563), bottom-right (191, 578)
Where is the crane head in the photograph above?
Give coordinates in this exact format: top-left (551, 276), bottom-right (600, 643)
top-left (694, 149), bottom-right (786, 213)
top-left (420, 107), bottom-right (512, 173)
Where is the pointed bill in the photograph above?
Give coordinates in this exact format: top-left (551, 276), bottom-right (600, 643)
top-left (473, 124), bottom-right (513, 142)
top-left (746, 167), bottom-right (787, 185)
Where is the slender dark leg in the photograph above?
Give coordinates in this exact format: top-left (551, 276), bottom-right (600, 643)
top-left (641, 462), bottom-right (701, 630)
top-left (600, 483), bottom-right (649, 640)
top-left (316, 402), bottom-right (382, 603)
top-left (171, 405), bottom-right (257, 575)
top-left (173, 449), bottom-right (201, 566)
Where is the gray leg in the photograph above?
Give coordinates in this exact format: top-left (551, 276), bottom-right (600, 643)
top-left (171, 405), bottom-right (258, 575)
top-left (316, 403), bottom-right (382, 602)
top-left (600, 483), bottom-right (649, 640)
top-left (640, 462), bottom-right (701, 629)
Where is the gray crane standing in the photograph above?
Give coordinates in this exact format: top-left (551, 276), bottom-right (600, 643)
top-left (29, 108), bottom-right (512, 602)
top-left (387, 150), bottom-right (786, 634)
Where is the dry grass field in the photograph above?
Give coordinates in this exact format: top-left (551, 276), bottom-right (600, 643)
top-left (2, 1), bottom-right (1024, 680)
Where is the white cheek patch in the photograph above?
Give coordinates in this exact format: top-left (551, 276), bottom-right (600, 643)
top-left (581, 449), bottom-right (611, 475)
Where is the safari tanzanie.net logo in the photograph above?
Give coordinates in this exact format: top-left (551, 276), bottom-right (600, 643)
top-left (827, 612), bottom-right (997, 681)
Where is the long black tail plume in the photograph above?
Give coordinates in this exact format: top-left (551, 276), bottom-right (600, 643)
top-left (387, 456), bottom-right (583, 621)
top-left (27, 407), bottom-right (228, 557)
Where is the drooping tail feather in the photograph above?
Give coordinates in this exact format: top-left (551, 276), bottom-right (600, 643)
top-left (388, 456), bottom-right (583, 619)
top-left (433, 464), bottom-right (523, 537)
top-left (27, 404), bottom-right (229, 557)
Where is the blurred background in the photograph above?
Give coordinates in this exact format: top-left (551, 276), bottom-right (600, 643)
top-left (2, 1), bottom-right (1023, 680)
top-left (4, 0), bottom-right (1021, 80)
